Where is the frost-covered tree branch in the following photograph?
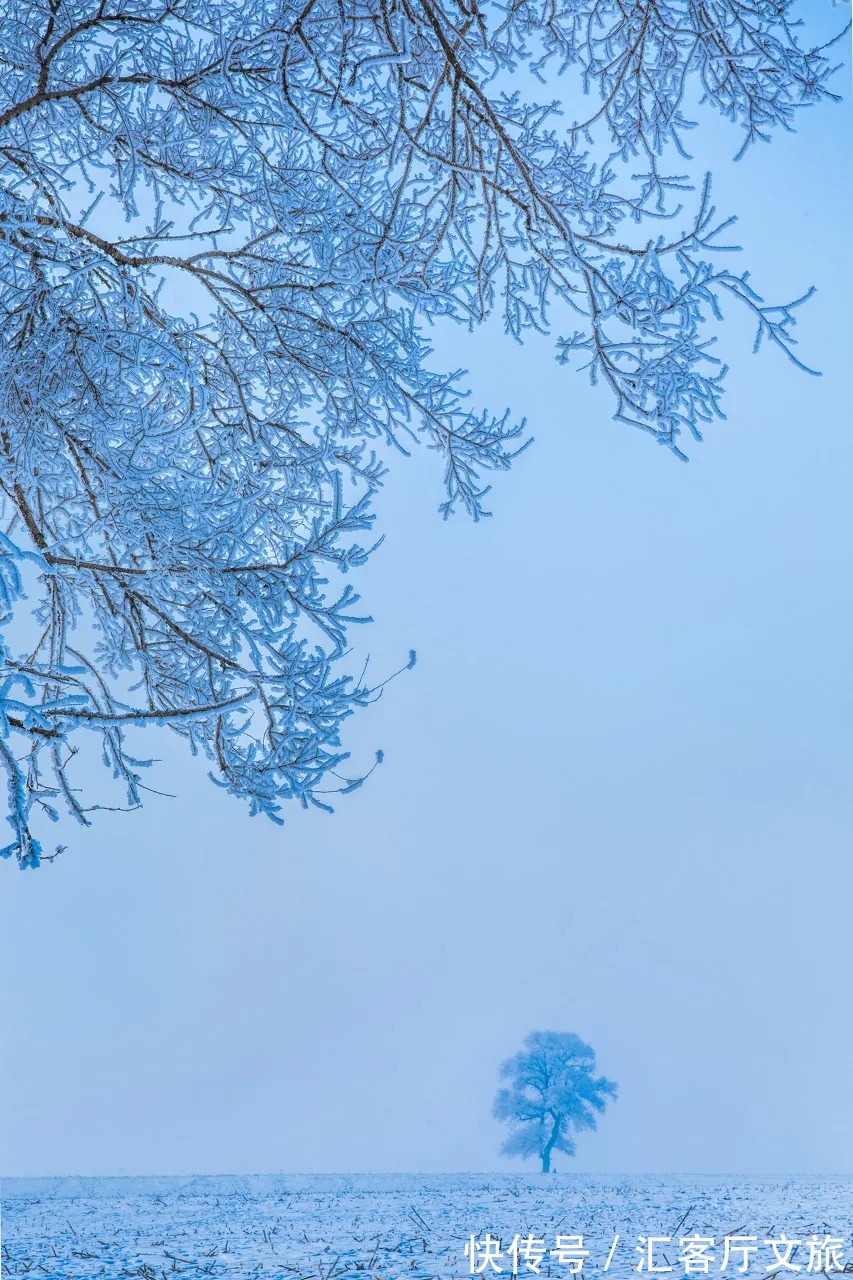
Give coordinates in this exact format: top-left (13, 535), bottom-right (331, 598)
top-left (0, 0), bottom-right (843, 865)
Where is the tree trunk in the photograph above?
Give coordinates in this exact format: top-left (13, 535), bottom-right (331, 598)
top-left (541, 1115), bottom-right (561, 1173)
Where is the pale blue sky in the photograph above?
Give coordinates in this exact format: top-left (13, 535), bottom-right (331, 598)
top-left (2, 12), bottom-right (851, 1177)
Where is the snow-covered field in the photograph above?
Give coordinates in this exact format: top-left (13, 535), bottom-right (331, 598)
top-left (3, 1174), bottom-right (853, 1279)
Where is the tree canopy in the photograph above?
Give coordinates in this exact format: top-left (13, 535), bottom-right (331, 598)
top-left (0, 0), bottom-right (842, 865)
top-left (493, 1030), bottom-right (617, 1171)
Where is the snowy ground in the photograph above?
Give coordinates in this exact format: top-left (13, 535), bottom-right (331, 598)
top-left (3, 1174), bottom-right (853, 1279)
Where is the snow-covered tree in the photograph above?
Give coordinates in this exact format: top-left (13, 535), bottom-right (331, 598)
top-left (494, 1030), bottom-right (617, 1171)
top-left (0, 1), bottom-right (842, 866)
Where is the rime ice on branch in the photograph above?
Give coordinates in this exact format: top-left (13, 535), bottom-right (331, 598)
top-left (0, 0), bottom-right (842, 864)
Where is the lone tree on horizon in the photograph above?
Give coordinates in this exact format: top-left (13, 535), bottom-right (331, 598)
top-left (494, 1030), bottom-right (617, 1172)
top-left (0, 0), bottom-right (843, 866)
